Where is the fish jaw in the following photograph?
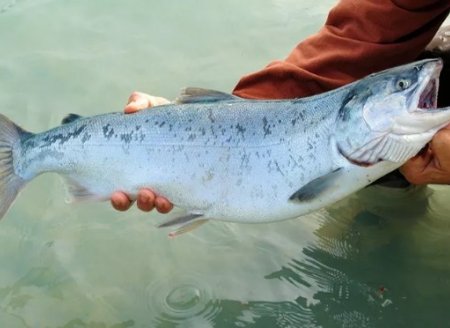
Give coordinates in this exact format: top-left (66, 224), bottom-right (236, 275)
top-left (391, 59), bottom-right (450, 135)
top-left (335, 59), bottom-right (450, 165)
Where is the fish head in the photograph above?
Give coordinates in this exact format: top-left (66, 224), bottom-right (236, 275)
top-left (335, 58), bottom-right (450, 165)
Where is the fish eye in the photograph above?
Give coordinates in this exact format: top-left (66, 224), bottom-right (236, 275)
top-left (396, 79), bottom-right (411, 90)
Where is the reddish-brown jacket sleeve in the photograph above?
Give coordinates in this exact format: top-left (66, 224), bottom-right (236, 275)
top-left (233, 0), bottom-right (450, 99)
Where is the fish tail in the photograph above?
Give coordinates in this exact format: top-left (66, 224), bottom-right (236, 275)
top-left (0, 114), bottom-right (28, 219)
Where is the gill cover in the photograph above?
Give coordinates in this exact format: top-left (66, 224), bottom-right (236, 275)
top-left (334, 61), bottom-right (434, 165)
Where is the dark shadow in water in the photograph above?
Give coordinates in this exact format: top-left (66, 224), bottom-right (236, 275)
top-left (2, 186), bottom-right (450, 328)
top-left (59, 319), bottom-right (135, 328)
top-left (172, 186), bottom-right (450, 328)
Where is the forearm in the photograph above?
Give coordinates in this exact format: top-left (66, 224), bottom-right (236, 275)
top-left (233, 0), bottom-right (450, 99)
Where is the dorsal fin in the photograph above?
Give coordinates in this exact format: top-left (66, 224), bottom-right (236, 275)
top-left (61, 113), bottom-right (83, 124)
top-left (175, 87), bottom-right (240, 104)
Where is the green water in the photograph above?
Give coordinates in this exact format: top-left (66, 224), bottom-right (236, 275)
top-left (1, 0), bottom-right (450, 327)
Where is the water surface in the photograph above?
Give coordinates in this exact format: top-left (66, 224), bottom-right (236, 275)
top-left (1, 0), bottom-right (450, 327)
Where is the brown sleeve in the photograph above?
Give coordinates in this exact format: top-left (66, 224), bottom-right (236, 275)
top-left (232, 0), bottom-right (450, 99)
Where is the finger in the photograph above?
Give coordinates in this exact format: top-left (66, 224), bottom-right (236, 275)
top-left (125, 92), bottom-right (151, 114)
top-left (124, 99), bottom-right (149, 114)
top-left (155, 196), bottom-right (174, 214)
top-left (430, 129), bottom-right (450, 171)
top-left (125, 93), bottom-right (170, 114)
top-left (127, 91), bottom-right (147, 104)
top-left (399, 146), bottom-right (433, 185)
top-left (136, 188), bottom-right (156, 212)
top-left (111, 192), bottom-right (133, 211)
top-left (150, 96), bottom-right (171, 107)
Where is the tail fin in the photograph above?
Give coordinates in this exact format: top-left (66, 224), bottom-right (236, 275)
top-left (0, 114), bottom-right (27, 219)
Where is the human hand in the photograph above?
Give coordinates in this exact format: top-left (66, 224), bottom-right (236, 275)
top-left (110, 91), bottom-right (173, 213)
top-left (400, 125), bottom-right (450, 185)
top-left (124, 91), bottom-right (171, 113)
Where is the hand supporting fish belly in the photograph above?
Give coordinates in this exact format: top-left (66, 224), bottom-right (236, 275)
top-left (1, 59), bottom-right (449, 236)
top-left (111, 91), bottom-right (173, 214)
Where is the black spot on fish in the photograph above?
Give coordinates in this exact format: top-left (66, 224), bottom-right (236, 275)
top-left (102, 124), bottom-right (115, 140)
top-left (120, 132), bottom-right (133, 143)
top-left (41, 125), bottom-right (86, 147)
top-left (291, 118), bottom-right (297, 127)
top-left (159, 121), bottom-right (166, 128)
top-left (262, 117), bottom-right (271, 137)
top-left (298, 111), bottom-right (305, 121)
top-left (81, 133), bottom-right (91, 143)
top-left (207, 109), bottom-right (215, 123)
top-left (209, 126), bottom-right (217, 138)
top-left (187, 133), bottom-right (197, 141)
top-left (289, 154), bottom-right (300, 168)
top-left (274, 160), bottom-right (285, 177)
top-left (235, 123), bottom-right (246, 136)
top-left (135, 125), bottom-right (142, 131)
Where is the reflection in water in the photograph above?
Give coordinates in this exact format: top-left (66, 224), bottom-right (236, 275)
top-left (243, 185), bottom-right (450, 328)
top-left (60, 319), bottom-right (135, 328)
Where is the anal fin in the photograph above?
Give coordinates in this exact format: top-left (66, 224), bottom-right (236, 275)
top-left (289, 168), bottom-right (343, 202)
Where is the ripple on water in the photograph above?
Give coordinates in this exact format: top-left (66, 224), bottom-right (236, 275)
top-left (146, 274), bottom-right (222, 326)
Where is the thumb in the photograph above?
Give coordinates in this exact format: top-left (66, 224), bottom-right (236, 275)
top-left (429, 129), bottom-right (450, 170)
top-left (124, 92), bottom-right (151, 114)
top-left (399, 146), bottom-right (432, 184)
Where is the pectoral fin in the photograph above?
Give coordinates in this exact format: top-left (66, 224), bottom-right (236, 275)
top-left (289, 168), bottom-right (343, 202)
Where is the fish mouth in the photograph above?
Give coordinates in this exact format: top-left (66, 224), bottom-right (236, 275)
top-left (416, 59), bottom-right (441, 111)
top-left (418, 77), bottom-right (438, 110)
top-left (393, 59), bottom-right (450, 135)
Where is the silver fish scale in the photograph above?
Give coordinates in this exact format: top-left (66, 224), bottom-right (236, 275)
top-left (14, 93), bottom-right (343, 223)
